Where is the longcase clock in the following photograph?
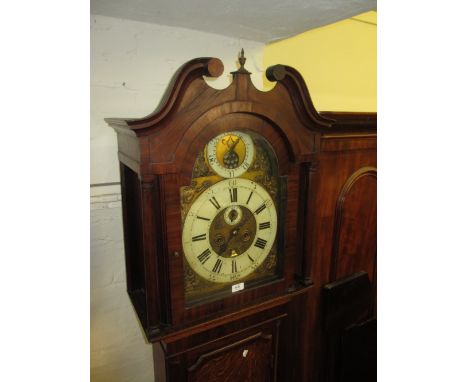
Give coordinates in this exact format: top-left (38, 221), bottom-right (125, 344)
top-left (106, 50), bottom-right (377, 381)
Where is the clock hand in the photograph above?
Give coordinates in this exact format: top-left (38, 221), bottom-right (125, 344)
top-left (220, 228), bottom-right (239, 255)
top-left (230, 137), bottom-right (240, 151)
top-left (223, 136), bottom-right (239, 151)
top-left (219, 213), bottom-right (256, 256)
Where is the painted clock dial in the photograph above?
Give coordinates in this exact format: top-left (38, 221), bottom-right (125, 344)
top-left (182, 178), bottom-right (277, 283)
top-left (205, 131), bottom-right (255, 178)
top-left (181, 129), bottom-right (284, 304)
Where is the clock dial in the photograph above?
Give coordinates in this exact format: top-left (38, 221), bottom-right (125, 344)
top-left (182, 178), bottom-right (277, 283)
top-left (205, 131), bottom-right (255, 178)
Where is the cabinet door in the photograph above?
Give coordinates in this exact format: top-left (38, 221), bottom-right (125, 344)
top-left (187, 332), bottom-right (274, 382)
top-left (323, 272), bottom-right (376, 382)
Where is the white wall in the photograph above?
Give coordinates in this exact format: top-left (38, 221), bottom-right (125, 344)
top-left (91, 193), bottom-right (154, 382)
top-left (91, 14), bottom-right (265, 191)
top-left (90, 14), bottom-right (265, 381)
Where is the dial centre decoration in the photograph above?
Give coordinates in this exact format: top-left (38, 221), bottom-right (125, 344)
top-left (223, 205), bottom-right (243, 226)
top-left (213, 205), bottom-right (255, 257)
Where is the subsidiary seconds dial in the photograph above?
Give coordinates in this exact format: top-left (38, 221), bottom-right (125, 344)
top-left (182, 178), bottom-right (277, 283)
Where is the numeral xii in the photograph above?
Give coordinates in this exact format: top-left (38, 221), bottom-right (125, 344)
top-left (229, 188), bottom-right (237, 203)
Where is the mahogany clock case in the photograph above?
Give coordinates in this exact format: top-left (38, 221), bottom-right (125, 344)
top-left (106, 53), bottom-right (377, 382)
top-left (106, 55), bottom-right (320, 339)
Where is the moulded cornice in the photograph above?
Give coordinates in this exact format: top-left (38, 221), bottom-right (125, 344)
top-left (105, 55), bottom-right (341, 133)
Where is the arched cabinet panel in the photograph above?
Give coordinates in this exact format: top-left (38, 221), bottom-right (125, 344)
top-left (331, 167), bottom-right (377, 282)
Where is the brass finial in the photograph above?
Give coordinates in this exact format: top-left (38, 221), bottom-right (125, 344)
top-left (231, 48), bottom-right (251, 75)
top-left (239, 48), bottom-right (246, 68)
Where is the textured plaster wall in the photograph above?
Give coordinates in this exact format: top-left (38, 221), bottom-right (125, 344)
top-left (90, 14), bottom-right (265, 381)
top-left (91, 14), bottom-right (265, 188)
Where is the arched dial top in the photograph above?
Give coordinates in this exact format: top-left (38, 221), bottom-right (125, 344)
top-left (205, 131), bottom-right (255, 178)
top-left (182, 178), bottom-right (277, 283)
